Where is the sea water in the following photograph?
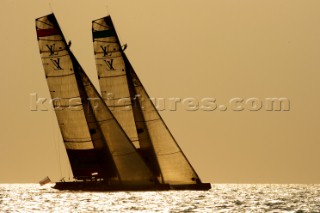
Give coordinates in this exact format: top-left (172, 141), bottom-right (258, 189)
top-left (0, 184), bottom-right (319, 212)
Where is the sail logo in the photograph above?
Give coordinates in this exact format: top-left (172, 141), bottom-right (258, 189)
top-left (46, 43), bottom-right (63, 70)
top-left (103, 59), bottom-right (115, 71)
top-left (100, 45), bottom-right (112, 57)
top-left (46, 44), bottom-right (58, 56)
top-left (50, 58), bottom-right (63, 70)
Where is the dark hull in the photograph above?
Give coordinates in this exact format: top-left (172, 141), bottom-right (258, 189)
top-left (170, 183), bottom-right (211, 190)
top-left (53, 182), bottom-right (211, 192)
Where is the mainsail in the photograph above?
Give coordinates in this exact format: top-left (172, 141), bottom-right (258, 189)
top-left (92, 18), bottom-right (140, 148)
top-left (36, 14), bottom-right (154, 184)
top-left (92, 16), bottom-right (202, 185)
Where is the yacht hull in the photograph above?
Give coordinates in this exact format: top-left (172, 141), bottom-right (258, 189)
top-left (53, 182), bottom-right (211, 191)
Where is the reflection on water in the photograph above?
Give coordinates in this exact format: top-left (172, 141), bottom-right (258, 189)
top-left (0, 184), bottom-right (319, 212)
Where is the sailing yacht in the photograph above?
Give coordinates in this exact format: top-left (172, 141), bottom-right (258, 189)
top-left (36, 13), bottom-right (211, 191)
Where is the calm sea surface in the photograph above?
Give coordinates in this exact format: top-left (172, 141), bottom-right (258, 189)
top-left (0, 184), bottom-right (319, 212)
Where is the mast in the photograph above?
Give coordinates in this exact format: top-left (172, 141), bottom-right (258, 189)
top-left (36, 14), bottom-right (155, 184)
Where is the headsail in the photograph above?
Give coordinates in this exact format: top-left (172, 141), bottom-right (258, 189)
top-left (36, 14), bottom-right (154, 184)
top-left (125, 56), bottom-right (202, 185)
top-left (92, 16), bottom-right (202, 185)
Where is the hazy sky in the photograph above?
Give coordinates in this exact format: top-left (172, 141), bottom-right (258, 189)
top-left (1, 0), bottom-right (320, 183)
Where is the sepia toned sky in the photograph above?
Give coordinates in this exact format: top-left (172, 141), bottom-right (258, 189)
top-left (0, 0), bottom-right (320, 183)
